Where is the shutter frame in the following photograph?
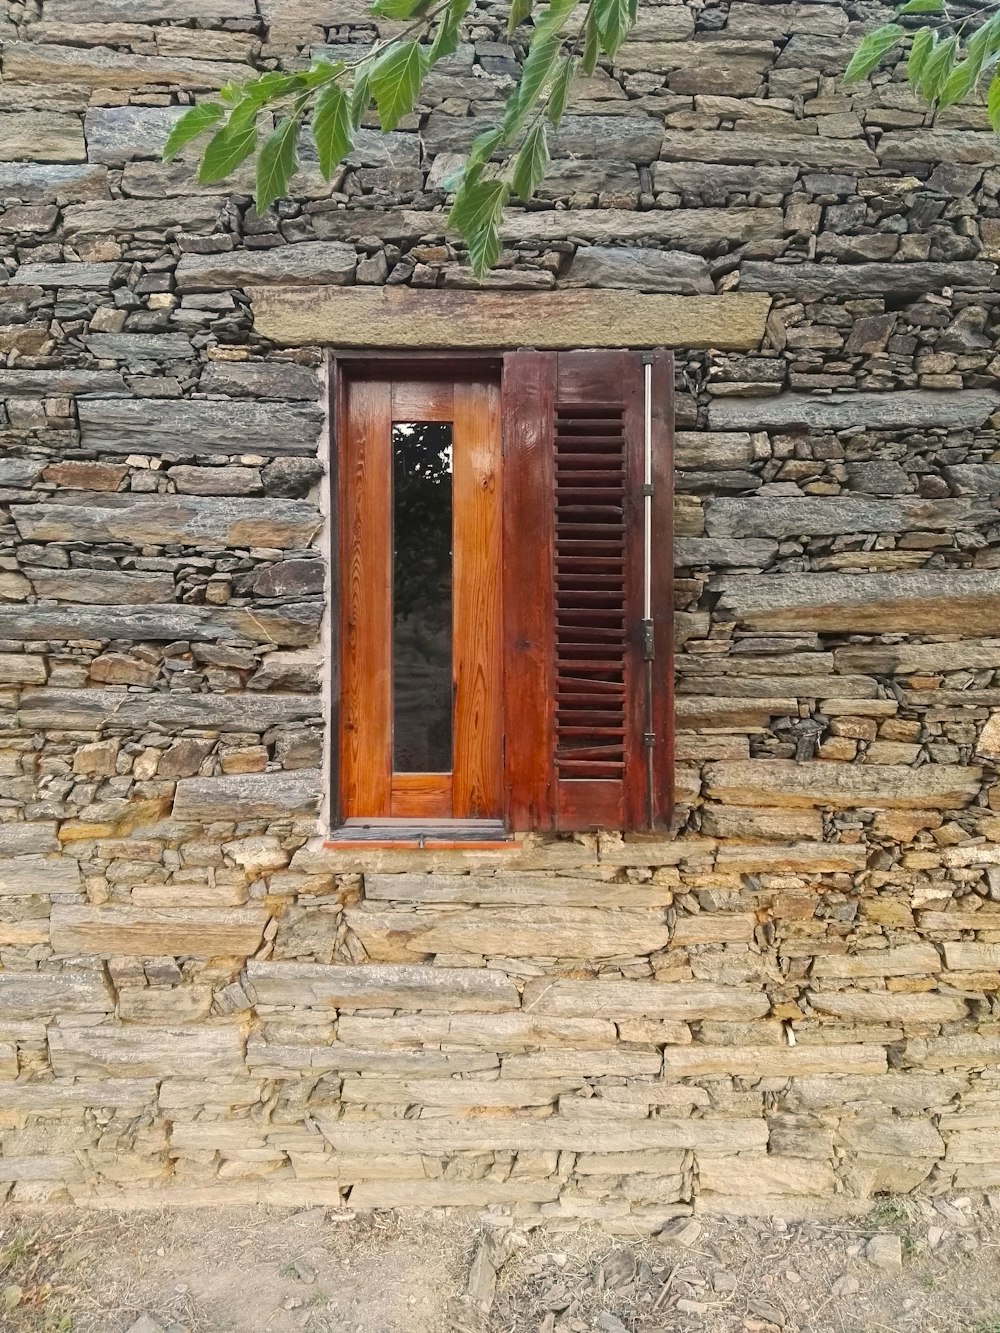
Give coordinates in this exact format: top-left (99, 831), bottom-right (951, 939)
top-left (502, 348), bottom-right (674, 833)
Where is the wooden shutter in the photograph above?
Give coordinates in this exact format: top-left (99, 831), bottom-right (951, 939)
top-left (502, 349), bottom-right (674, 833)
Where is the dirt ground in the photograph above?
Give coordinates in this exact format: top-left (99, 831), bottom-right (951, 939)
top-left (1, 1195), bottom-right (999, 1333)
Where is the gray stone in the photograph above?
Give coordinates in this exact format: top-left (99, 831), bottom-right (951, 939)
top-left (423, 114), bottom-right (662, 164)
top-left (0, 823), bottom-right (59, 856)
top-left (704, 760), bottom-right (981, 809)
top-left (944, 465), bottom-right (1000, 496)
top-left (77, 399), bottom-right (324, 455)
top-left (713, 570), bottom-right (1000, 635)
top-left (17, 689), bottom-right (319, 731)
top-left (704, 497), bottom-right (996, 538)
top-left (246, 960), bottom-right (520, 1012)
top-left (13, 496), bottom-right (320, 550)
top-left (0, 602), bottom-right (321, 646)
top-left (653, 162), bottom-right (799, 196)
top-left (0, 368), bottom-right (127, 397)
top-left (501, 207), bottom-right (784, 251)
top-left (26, 568), bottom-right (175, 604)
top-left (48, 1025), bottom-right (246, 1079)
top-left (0, 459), bottom-right (44, 488)
top-left (708, 389), bottom-right (1000, 432)
top-left (564, 246), bottom-right (713, 294)
top-left (167, 465), bottom-right (262, 496)
top-left (86, 333), bottom-right (195, 362)
top-left (521, 979), bottom-right (770, 1020)
top-left (199, 361), bottom-right (321, 400)
top-left (171, 771), bottom-right (321, 820)
top-left (674, 537), bottom-right (777, 567)
top-left (62, 197), bottom-right (227, 238)
top-left (175, 242), bottom-right (357, 291)
top-left (46, 0), bottom-right (255, 16)
top-left (659, 130), bottom-right (878, 169)
top-left (0, 854), bottom-right (81, 895)
top-left (878, 130), bottom-right (1000, 165)
top-left (0, 112), bottom-right (86, 164)
top-left (84, 107), bottom-right (188, 166)
top-left (740, 261), bottom-right (998, 298)
top-left (9, 261), bottom-right (128, 289)
top-left (252, 559), bottom-right (325, 597)
top-left (0, 970), bottom-right (113, 1019)
top-left (0, 164), bottom-right (109, 203)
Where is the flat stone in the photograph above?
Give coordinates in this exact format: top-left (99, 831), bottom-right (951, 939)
top-left (653, 162), bottom-right (799, 195)
top-left (659, 130), bottom-right (878, 169)
top-left (336, 1013), bottom-right (616, 1050)
top-left (705, 497), bottom-right (995, 538)
top-left (942, 942), bottom-right (1000, 970)
top-left (17, 688), bottom-right (318, 731)
top-left (84, 106), bottom-right (187, 165)
top-left (674, 538), bottom-right (778, 567)
top-left (62, 196), bottom-right (227, 237)
top-left (252, 558), bottom-right (324, 596)
top-left (168, 465), bottom-right (261, 496)
top-left (245, 960), bottom-right (520, 1012)
top-left (363, 874), bottom-right (676, 908)
top-left (3, 43), bottom-right (249, 91)
top-left (0, 460), bottom-right (44, 488)
top-left (48, 1024), bottom-right (246, 1078)
top-left (501, 206), bottom-right (783, 251)
top-left (50, 905), bottom-right (268, 958)
top-left (0, 822), bottom-right (58, 854)
top-left (250, 286), bottom-right (771, 352)
top-left (708, 389), bottom-right (1000, 431)
top-left (13, 496), bottom-right (320, 549)
top-left (713, 571), bottom-right (1000, 635)
top-left (701, 805), bottom-right (822, 840)
top-left (0, 164), bottom-right (109, 203)
top-left (0, 367), bottom-right (127, 396)
top-left (522, 979), bottom-right (770, 1020)
top-left (878, 130), bottom-right (1000, 165)
top-left (698, 1157), bottom-right (836, 1197)
top-left (944, 464), bottom-right (1000, 495)
top-left (423, 113), bottom-right (662, 164)
top-left (77, 398), bottom-right (323, 454)
top-left (812, 944), bottom-right (941, 979)
top-left (0, 112), bottom-right (86, 163)
top-left (176, 242), bottom-right (357, 291)
top-left (704, 760), bottom-right (981, 809)
top-left (0, 970), bottom-right (113, 1018)
top-left (664, 1044), bottom-right (886, 1077)
top-left (171, 771), bottom-right (321, 820)
top-left (563, 246), bottom-right (713, 294)
top-left (47, 0), bottom-right (255, 15)
top-left (740, 261), bottom-right (997, 298)
top-left (0, 854), bottom-right (81, 895)
top-left (86, 333), bottom-right (195, 362)
top-left (808, 990), bottom-right (967, 1023)
top-left (198, 361), bottom-right (321, 400)
top-left (0, 602), bottom-right (320, 646)
top-left (9, 261), bottom-right (128, 289)
top-left (43, 461), bottom-right (127, 491)
top-left (25, 568), bottom-right (174, 604)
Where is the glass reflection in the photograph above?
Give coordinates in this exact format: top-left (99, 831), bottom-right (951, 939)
top-left (392, 421), bottom-right (453, 772)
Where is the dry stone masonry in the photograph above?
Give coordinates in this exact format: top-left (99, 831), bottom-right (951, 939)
top-left (0, 0), bottom-right (999, 1224)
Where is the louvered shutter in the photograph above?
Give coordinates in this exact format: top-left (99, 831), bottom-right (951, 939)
top-left (502, 349), bottom-right (674, 833)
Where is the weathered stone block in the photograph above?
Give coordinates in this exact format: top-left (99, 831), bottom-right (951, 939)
top-left (0, 164), bottom-right (109, 203)
top-left (362, 873), bottom-right (675, 908)
top-left (77, 399), bottom-right (323, 455)
top-left (811, 944), bottom-right (941, 979)
top-left (659, 130), bottom-right (877, 169)
top-left (2, 43), bottom-right (249, 91)
top-left (563, 246), bottom-right (713, 294)
top-left (942, 942), bottom-right (1000, 971)
top-left (0, 970), bottom-right (113, 1019)
top-left (48, 1024), bottom-right (246, 1078)
top-left (0, 602), bottom-right (321, 646)
top-left (522, 979), bottom-right (770, 1021)
top-left (50, 905), bottom-right (268, 958)
top-left (335, 1013), bottom-right (617, 1050)
top-left (703, 760), bottom-right (981, 809)
top-left (17, 689), bottom-right (318, 732)
top-left (0, 855), bottom-right (81, 896)
top-left (0, 113), bottom-right (86, 164)
top-left (176, 242), bottom-right (357, 290)
top-left (171, 771), bottom-right (321, 820)
top-left (13, 496), bottom-right (320, 550)
top-left (807, 991), bottom-right (967, 1024)
top-left (250, 286), bottom-right (772, 352)
top-left (698, 1157), bottom-right (835, 1197)
top-left (705, 497), bottom-right (995, 538)
top-left (663, 1044), bottom-right (887, 1077)
top-left (708, 389), bottom-right (1000, 431)
top-left (84, 106), bottom-right (188, 165)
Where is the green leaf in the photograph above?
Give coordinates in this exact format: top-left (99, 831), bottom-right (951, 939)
top-left (255, 114), bottom-right (299, 213)
top-left (581, 15), bottom-right (600, 75)
top-left (369, 40), bottom-right (430, 130)
top-left (511, 121), bottom-right (548, 200)
top-left (967, 12), bottom-right (1000, 69)
top-left (312, 82), bottom-right (353, 180)
top-left (350, 70), bottom-right (372, 129)
top-left (448, 176), bottom-right (508, 278)
top-left (198, 101), bottom-right (259, 183)
top-left (546, 54), bottom-right (575, 125)
top-left (919, 32), bottom-right (957, 99)
top-left (469, 127), bottom-right (504, 166)
top-left (843, 22), bottom-right (905, 81)
top-left (896, 0), bottom-right (943, 13)
top-left (988, 69), bottom-right (1000, 131)
top-left (218, 81), bottom-right (245, 105)
top-left (593, 0), bottom-right (633, 57)
top-left (906, 26), bottom-right (934, 88)
top-left (501, 24), bottom-right (562, 138)
top-left (937, 57), bottom-right (977, 107)
top-left (430, 0), bottom-right (468, 63)
top-left (371, 0), bottom-right (434, 15)
top-left (163, 102), bottom-right (222, 161)
top-left (507, 0), bottom-right (532, 32)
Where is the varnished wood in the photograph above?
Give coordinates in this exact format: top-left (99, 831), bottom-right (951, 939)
top-left (501, 351), bottom-right (556, 831)
top-left (649, 349), bottom-right (675, 830)
top-left (339, 376), bottom-right (392, 816)
top-left (452, 378), bottom-right (503, 819)
top-left (390, 773), bottom-right (453, 819)
top-left (392, 379), bottom-right (454, 422)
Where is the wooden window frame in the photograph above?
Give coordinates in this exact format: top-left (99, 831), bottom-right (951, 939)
top-left (327, 350), bottom-right (674, 843)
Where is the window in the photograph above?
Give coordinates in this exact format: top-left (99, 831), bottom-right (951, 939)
top-left (330, 350), bottom-right (674, 839)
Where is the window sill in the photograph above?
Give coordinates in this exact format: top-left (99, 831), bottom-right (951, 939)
top-left (325, 820), bottom-right (517, 851)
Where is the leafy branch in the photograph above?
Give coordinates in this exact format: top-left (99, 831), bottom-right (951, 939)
top-left (164, 0), bottom-right (640, 277)
top-left (845, 0), bottom-right (1000, 126)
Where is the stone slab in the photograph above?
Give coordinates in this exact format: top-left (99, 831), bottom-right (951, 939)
top-left (250, 286), bottom-right (771, 351)
top-left (3, 43), bottom-right (249, 91)
top-left (740, 261), bottom-right (997, 298)
top-left (0, 854), bottom-right (81, 896)
top-left (171, 771), bottom-right (321, 820)
top-left (0, 970), bottom-right (113, 1019)
top-left (48, 1024), bottom-right (246, 1078)
top-left (9, 261), bottom-right (128, 289)
top-left (50, 905), bottom-right (267, 958)
top-left (77, 398), bottom-right (323, 454)
top-left (713, 571), bottom-right (1000, 635)
top-left (0, 112), bottom-right (86, 163)
top-left (245, 960), bottom-right (520, 1012)
top-left (708, 389), bottom-right (1000, 431)
top-left (663, 1044), bottom-right (887, 1077)
top-left (521, 979), bottom-right (770, 1020)
top-left (0, 164), bottom-right (109, 203)
top-left (659, 130), bottom-right (878, 169)
top-left (705, 497), bottom-right (996, 538)
top-left (363, 874), bottom-right (676, 908)
top-left (17, 689), bottom-right (318, 732)
top-left (176, 242), bottom-right (357, 291)
top-left (704, 760), bottom-right (981, 809)
top-left (13, 496), bottom-right (321, 549)
top-left (0, 602), bottom-right (321, 646)
top-left (562, 246), bottom-right (713, 294)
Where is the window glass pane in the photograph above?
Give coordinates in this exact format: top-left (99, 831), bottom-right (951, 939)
top-left (392, 421), bottom-right (453, 772)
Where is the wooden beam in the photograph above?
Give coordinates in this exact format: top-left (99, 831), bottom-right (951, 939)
top-left (249, 287), bottom-right (771, 352)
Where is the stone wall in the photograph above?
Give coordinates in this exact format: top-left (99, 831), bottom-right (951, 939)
top-left (1, 0), bottom-right (999, 1221)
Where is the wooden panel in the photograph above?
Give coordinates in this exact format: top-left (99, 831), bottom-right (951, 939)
top-left (392, 379), bottom-right (454, 422)
top-left (390, 774), bottom-right (453, 819)
top-left (339, 377), bottom-right (392, 816)
top-left (501, 351), bottom-right (556, 831)
top-left (251, 287), bottom-right (773, 352)
top-left (452, 378), bottom-right (503, 820)
top-left (649, 350), bottom-right (675, 830)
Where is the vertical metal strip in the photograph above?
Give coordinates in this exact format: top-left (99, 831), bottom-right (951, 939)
top-left (641, 355), bottom-right (655, 830)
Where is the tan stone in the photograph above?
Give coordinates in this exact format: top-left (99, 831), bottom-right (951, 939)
top-left (700, 806), bottom-right (823, 841)
top-left (839, 1117), bottom-right (945, 1158)
top-left (88, 653), bottom-right (159, 686)
top-left (704, 760), bottom-right (982, 810)
top-left (2, 42), bottom-right (248, 90)
top-left (522, 979), bottom-right (770, 1021)
top-left (245, 960), bottom-right (520, 1012)
top-left (698, 1156), bottom-right (835, 1197)
top-left (977, 714), bottom-right (1000, 760)
top-left (49, 1024), bottom-right (245, 1078)
top-left (807, 990), bottom-right (967, 1025)
top-left (811, 944), bottom-right (941, 979)
top-left (363, 873), bottom-right (675, 908)
top-left (335, 1014), bottom-right (617, 1050)
top-left (0, 112), bottom-right (86, 163)
top-left (714, 842), bottom-right (868, 873)
top-left (42, 461), bottom-right (127, 491)
top-left (348, 1180), bottom-right (560, 1208)
top-left (617, 1019), bottom-right (692, 1044)
top-left (663, 1044), bottom-right (887, 1077)
top-left (250, 286), bottom-right (771, 352)
top-left (49, 905), bottom-right (268, 958)
top-left (943, 942), bottom-right (1000, 971)
top-left (339, 1077), bottom-right (578, 1108)
top-left (671, 913), bottom-right (756, 945)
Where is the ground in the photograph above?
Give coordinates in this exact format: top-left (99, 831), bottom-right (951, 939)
top-left (1, 1197), bottom-right (999, 1333)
